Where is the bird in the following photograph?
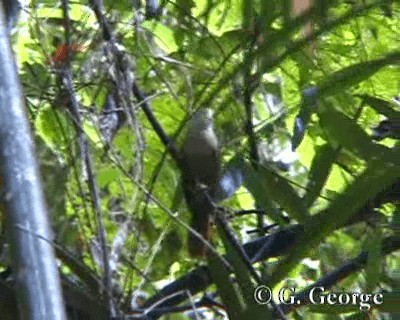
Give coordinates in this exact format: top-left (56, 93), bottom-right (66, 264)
top-left (180, 108), bottom-right (221, 257)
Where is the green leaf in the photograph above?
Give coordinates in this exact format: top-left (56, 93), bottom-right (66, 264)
top-left (207, 254), bottom-right (244, 319)
top-left (176, 0), bottom-right (195, 14)
top-left (218, 225), bottom-right (254, 300)
top-left (242, 0), bottom-right (253, 30)
top-left (268, 149), bottom-right (400, 287)
top-left (260, 1), bottom-right (276, 34)
top-left (319, 101), bottom-right (389, 160)
top-left (319, 52), bottom-right (400, 98)
top-left (378, 291), bottom-right (400, 313)
top-left (303, 144), bottom-right (338, 208)
top-left (359, 95), bottom-right (400, 120)
top-left (364, 227), bottom-right (382, 292)
top-left (84, 124), bottom-right (102, 149)
top-left (211, 225), bottom-right (271, 319)
top-left (35, 105), bottom-right (70, 154)
top-left (142, 22), bottom-right (179, 53)
top-left (97, 167), bottom-right (120, 188)
top-left (245, 165), bottom-right (308, 223)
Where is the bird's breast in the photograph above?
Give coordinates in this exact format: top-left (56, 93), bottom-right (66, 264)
top-left (181, 130), bottom-right (220, 191)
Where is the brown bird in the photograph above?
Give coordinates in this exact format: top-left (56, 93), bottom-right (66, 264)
top-left (180, 109), bottom-right (221, 257)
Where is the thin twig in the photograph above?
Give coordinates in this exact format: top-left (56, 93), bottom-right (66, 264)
top-left (61, 2), bottom-right (114, 315)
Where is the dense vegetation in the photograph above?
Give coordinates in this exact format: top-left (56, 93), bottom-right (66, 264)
top-left (1, 0), bottom-right (399, 319)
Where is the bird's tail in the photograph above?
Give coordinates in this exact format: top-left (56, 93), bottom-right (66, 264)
top-left (188, 211), bottom-right (210, 257)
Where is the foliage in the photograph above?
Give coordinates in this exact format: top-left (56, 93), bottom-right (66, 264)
top-left (4, 0), bottom-right (399, 318)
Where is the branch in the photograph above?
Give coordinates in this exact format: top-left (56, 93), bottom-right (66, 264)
top-left (278, 236), bottom-right (400, 315)
top-left (141, 177), bottom-right (399, 317)
top-left (132, 82), bottom-right (181, 163)
top-left (142, 230), bottom-right (400, 319)
top-left (142, 225), bottom-right (304, 315)
top-left (60, 1), bottom-right (114, 315)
